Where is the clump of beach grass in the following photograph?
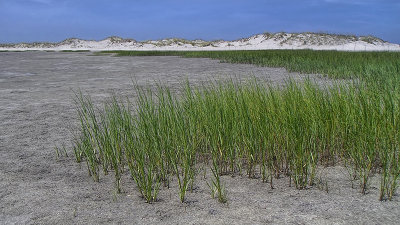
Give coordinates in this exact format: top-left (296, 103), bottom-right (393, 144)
top-left (70, 74), bottom-right (400, 202)
top-left (67, 48), bottom-right (400, 203)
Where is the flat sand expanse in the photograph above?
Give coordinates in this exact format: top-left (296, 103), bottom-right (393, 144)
top-left (1, 52), bottom-right (399, 224)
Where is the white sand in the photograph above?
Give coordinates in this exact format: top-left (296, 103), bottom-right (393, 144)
top-left (1, 32), bottom-right (399, 51)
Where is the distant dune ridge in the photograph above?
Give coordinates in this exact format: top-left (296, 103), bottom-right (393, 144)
top-left (1, 32), bottom-right (399, 51)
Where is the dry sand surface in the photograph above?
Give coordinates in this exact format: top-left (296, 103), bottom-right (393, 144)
top-left (1, 52), bottom-right (399, 224)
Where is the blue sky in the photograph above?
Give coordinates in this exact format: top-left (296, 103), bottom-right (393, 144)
top-left (0, 0), bottom-right (399, 43)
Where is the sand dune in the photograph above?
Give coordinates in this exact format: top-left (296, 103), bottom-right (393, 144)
top-left (1, 32), bottom-right (399, 51)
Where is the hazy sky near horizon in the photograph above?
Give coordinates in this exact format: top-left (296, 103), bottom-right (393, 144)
top-left (0, 0), bottom-right (399, 43)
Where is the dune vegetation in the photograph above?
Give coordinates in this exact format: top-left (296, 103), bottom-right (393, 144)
top-left (71, 50), bottom-right (400, 203)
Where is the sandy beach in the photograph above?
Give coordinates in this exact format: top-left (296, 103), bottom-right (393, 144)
top-left (1, 51), bottom-right (399, 224)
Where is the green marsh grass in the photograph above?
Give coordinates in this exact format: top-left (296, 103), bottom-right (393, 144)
top-left (71, 77), bottom-right (400, 202)
top-left (101, 50), bottom-right (400, 80)
top-left (70, 50), bottom-right (400, 202)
